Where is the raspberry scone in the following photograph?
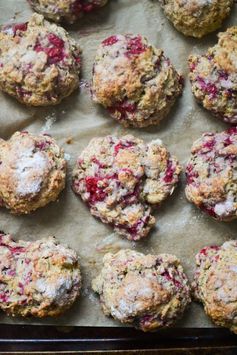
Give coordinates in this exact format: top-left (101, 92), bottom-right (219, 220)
top-left (158, 0), bottom-right (234, 38)
top-left (0, 232), bottom-right (81, 318)
top-left (193, 241), bottom-right (237, 334)
top-left (92, 34), bottom-right (183, 128)
top-left (28, 0), bottom-right (109, 24)
top-left (72, 135), bottom-right (181, 241)
top-left (0, 13), bottom-right (81, 106)
top-left (0, 131), bottom-right (66, 215)
top-left (92, 249), bottom-right (191, 331)
top-left (185, 127), bottom-right (237, 221)
top-left (189, 27), bottom-right (237, 124)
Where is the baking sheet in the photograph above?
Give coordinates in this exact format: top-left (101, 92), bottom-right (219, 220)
top-left (0, 0), bottom-right (237, 328)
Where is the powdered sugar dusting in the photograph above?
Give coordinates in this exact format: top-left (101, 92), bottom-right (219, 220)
top-left (15, 148), bottom-right (48, 196)
top-left (41, 112), bottom-right (57, 132)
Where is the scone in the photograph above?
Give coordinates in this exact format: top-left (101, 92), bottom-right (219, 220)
top-left (0, 131), bottom-right (66, 214)
top-left (185, 127), bottom-right (237, 221)
top-left (0, 13), bottom-right (81, 106)
top-left (92, 249), bottom-right (191, 331)
top-left (189, 27), bottom-right (237, 124)
top-left (193, 241), bottom-right (237, 333)
top-left (72, 135), bottom-right (181, 241)
top-left (92, 34), bottom-right (183, 128)
top-left (158, 0), bottom-right (234, 38)
top-left (28, 0), bottom-right (109, 24)
top-left (0, 232), bottom-right (81, 317)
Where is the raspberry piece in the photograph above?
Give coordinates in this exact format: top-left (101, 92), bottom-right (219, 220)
top-left (34, 33), bottom-right (65, 64)
top-left (199, 245), bottom-right (220, 256)
top-left (0, 240), bottom-right (25, 254)
top-left (186, 164), bottom-right (199, 184)
top-left (102, 35), bottom-right (119, 47)
top-left (91, 157), bottom-right (107, 168)
top-left (200, 204), bottom-right (216, 218)
top-left (114, 141), bottom-right (135, 155)
top-left (12, 23), bottom-right (28, 35)
top-left (72, 0), bottom-right (97, 13)
top-left (227, 126), bottom-right (237, 135)
top-left (2, 22), bottom-right (28, 37)
top-left (197, 77), bottom-right (218, 98)
top-left (161, 271), bottom-right (181, 288)
top-left (108, 100), bottom-right (137, 121)
top-left (35, 141), bottom-right (48, 150)
top-left (164, 161), bottom-right (175, 183)
top-left (82, 3), bottom-right (94, 12)
top-left (0, 293), bottom-right (9, 303)
top-left (85, 176), bottom-right (108, 203)
top-left (203, 139), bottom-right (215, 151)
top-left (48, 33), bottom-right (64, 47)
top-left (126, 35), bottom-right (147, 57)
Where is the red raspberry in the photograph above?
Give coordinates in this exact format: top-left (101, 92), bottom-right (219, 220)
top-left (199, 245), bottom-right (220, 256)
top-left (186, 164), bottom-right (199, 184)
top-left (102, 35), bottom-right (119, 47)
top-left (126, 36), bottom-right (147, 57)
top-left (114, 141), bottom-right (135, 155)
top-left (200, 204), bottom-right (216, 218)
top-left (164, 161), bottom-right (175, 183)
top-left (34, 33), bottom-right (65, 64)
top-left (108, 100), bottom-right (137, 121)
top-left (161, 271), bottom-right (181, 288)
top-left (85, 176), bottom-right (108, 203)
top-left (3, 22), bottom-right (28, 36)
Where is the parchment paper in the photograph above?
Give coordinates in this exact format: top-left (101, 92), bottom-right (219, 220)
top-left (0, 0), bottom-right (237, 328)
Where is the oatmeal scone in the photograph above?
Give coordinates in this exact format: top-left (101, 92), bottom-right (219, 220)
top-left (92, 34), bottom-right (183, 128)
top-left (28, 0), bottom-right (109, 24)
top-left (0, 13), bottom-right (81, 106)
top-left (185, 127), bottom-right (237, 221)
top-left (193, 241), bottom-right (237, 333)
top-left (92, 249), bottom-right (191, 331)
top-left (158, 0), bottom-right (234, 38)
top-left (72, 135), bottom-right (181, 241)
top-left (0, 131), bottom-right (66, 215)
top-left (189, 27), bottom-right (237, 124)
top-left (0, 232), bottom-right (81, 318)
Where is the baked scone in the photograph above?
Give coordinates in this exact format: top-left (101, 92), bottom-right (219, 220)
top-left (0, 232), bottom-right (81, 318)
top-left (92, 249), bottom-right (191, 331)
top-left (0, 13), bottom-right (81, 106)
top-left (0, 131), bottom-right (66, 214)
top-left (92, 34), bottom-right (183, 128)
top-left (158, 0), bottom-right (234, 38)
top-left (185, 127), bottom-right (237, 221)
top-left (28, 0), bottom-right (109, 24)
top-left (193, 241), bottom-right (237, 333)
top-left (72, 135), bottom-right (181, 241)
top-left (189, 27), bottom-right (237, 124)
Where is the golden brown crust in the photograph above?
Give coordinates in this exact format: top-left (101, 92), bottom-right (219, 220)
top-left (189, 27), bottom-right (237, 123)
top-left (0, 131), bottom-right (66, 214)
top-left (159, 0), bottom-right (234, 38)
top-left (92, 34), bottom-right (183, 128)
top-left (28, 0), bottom-right (109, 24)
top-left (0, 233), bottom-right (81, 318)
top-left (92, 249), bottom-right (191, 331)
top-left (72, 135), bottom-right (181, 240)
top-left (193, 241), bottom-right (237, 334)
top-left (185, 128), bottom-right (237, 220)
top-left (0, 13), bottom-right (81, 106)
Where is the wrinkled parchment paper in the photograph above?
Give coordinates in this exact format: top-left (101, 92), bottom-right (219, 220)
top-left (0, 0), bottom-right (237, 328)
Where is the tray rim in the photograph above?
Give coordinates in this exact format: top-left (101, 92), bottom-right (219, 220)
top-left (0, 325), bottom-right (237, 352)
